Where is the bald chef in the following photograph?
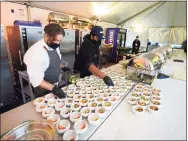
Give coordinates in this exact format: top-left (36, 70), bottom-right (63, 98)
top-left (24, 23), bottom-right (67, 98)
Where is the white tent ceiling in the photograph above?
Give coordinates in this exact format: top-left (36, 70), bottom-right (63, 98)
top-left (8, 1), bottom-right (187, 27)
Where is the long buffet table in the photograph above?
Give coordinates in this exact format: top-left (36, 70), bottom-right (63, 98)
top-left (1, 50), bottom-right (186, 140)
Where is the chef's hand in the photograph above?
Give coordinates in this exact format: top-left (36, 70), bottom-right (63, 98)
top-left (103, 76), bottom-right (114, 86)
top-left (52, 85), bottom-right (67, 98)
top-left (62, 67), bottom-right (71, 72)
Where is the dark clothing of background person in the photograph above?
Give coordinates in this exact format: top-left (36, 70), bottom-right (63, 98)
top-left (182, 40), bottom-right (187, 53)
top-left (132, 39), bottom-right (141, 54)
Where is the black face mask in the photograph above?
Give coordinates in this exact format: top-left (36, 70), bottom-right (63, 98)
top-left (93, 40), bottom-right (101, 46)
top-left (47, 42), bottom-right (60, 50)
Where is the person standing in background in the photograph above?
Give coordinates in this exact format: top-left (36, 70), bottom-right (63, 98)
top-left (146, 38), bottom-right (151, 52)
top-left (182, 40), bottom-right (187, 53)
top-left (132, 36), bottom-right (141, 54)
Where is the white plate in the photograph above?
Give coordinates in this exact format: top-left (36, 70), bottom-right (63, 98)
top-left (47, 114), bottom-right (60, 125)
top-left (147, 105), bottom-right (160, 113)
top-left (42, 107), bottom-right (55, 118)
top-left (86, 94), bottom-right (95, 102)
top-left (132, 105), bottom-right (144, 115)
top-left (79, 98), bottom-right (89, 107)
top-left (70, 112), bottom-right (82, 123)
top-left (101, 93), bottom-right (109, 100)
top-left (67, 90), bottom-right (75, 98)
top-left (152, 91), bottom-right (161, 97)
top-left (47, 98), bottom-right (58, 108)
top-left (63, 130), bottom-right (78, 141)
top-left (88, 102), bottom-right (98, 111)
top-left (136, 101), bottom-right (147, 110)
top-left (126, 97), bottom-right (137, 105)
top-left (34, 97), bottom-right (45, 106)
top-left (88, 113), bottom-right (100, 126)
top-left (95, 107), bottom-right (106, 117)
top-left (150, 96), bottom-right (161, 102)
top-left (108, 96), bottom-right (117, 104)
top-left (74, 120), bottom-right (88, 134)
top-left (58, 98), bottom-right (65, 102)
top-left (55, 102), bottom-right (66, 112)
top-left (56, 120), bottom-right (70, 134)
top-left (131, 93), bottom-right (140, 99)
top-left (44, 93), bottom-right (55, 101)
top-left (36, 103), bottom-right (47, 113)
top-left (102, 101), bottom-right (112, 110)
top-left (65, 98), bottom-right (74, 106)
top-left (95, 97), bottom-right (103, 105)
top-left (73, 94), bottom-right (82, 102)
top-left (71, 102), bottom-right (81, 112)
top-left (150, 100), bottom-right (161, 107)
top-left (81, 107), bottom-right (91, 118)
top-left (60, 107), bottom-right (72, 118)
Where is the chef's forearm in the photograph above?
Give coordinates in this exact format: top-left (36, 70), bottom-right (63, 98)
top-left (39, 80), bottom-right (54, 91)
top-left (88, 64), bottom-right (105, 79)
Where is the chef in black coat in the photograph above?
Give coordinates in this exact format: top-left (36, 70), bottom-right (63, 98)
top-left (74, 26), bottom-right (114, 86)
top-left (132, 36), bottom-right (141, 54)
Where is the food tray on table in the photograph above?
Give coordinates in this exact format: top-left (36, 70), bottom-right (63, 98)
top-left (33, 68), bottom-right (136, 140)
top-left (126, 82), bottom-right (162, 114)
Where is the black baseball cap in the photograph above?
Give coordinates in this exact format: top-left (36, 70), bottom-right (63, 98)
top-left (91, 26), bottom-right (105, 40)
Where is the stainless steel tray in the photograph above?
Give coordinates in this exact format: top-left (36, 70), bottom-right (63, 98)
top-left (54, 81), bottom-right (137, 140)
top-left (1, 121), bottom-right (55, 140)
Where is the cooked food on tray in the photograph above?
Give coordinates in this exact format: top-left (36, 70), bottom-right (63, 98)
top-left (34, 97), bottom-right (45, 106)
top-left (96, 97), bottom-right (103, 102)
top-left (132, 93), bottom-right (139, 97)
top-left (127, 97), bottom-right (137, 104)
top-left (151, 100), bottom-right (161, 105)
top-left (81, 107), bottom-right (91, 117)
top-left (60, 107), bottom-right (72, 118)
top-left (151, 96), bottom-right (161, 101)
top-left (137, 101), bottom-right (146, 106)
top-left (143, 92), bottom-right (151, 97)
top-left (91, 102), bottom-right (97, 107)
top-left (152, 91), bottom-right (160, 96)
top-left (55, 102), bottom-right (65, 112)
top-left (136, 107), bottom-right (143, 112)
top-left (81, 99), bottom-right (88, 103)
top-left (149, 105), bottom-right (159, 111)
top-left (74, 120), bottom-right (88, 134)
top-left (88, 113), bottom-right (100, 126)
top-left (153, 88), bottom-right (161, 93)
top-left (143, 88), bottom-right (151, 92)
top-left (71, 102), bottom-right (81, 112)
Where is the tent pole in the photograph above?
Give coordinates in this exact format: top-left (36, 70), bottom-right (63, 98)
top-left (168, 1), bottom-right (177, 44)
top-left (117, 1), bottom-right (163, 26)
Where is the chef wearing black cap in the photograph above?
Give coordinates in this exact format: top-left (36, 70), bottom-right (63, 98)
top-left (74, 26), bottom-right (114, 86)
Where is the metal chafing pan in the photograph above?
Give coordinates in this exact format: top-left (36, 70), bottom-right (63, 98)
top-left (1, 120), bottom-right (55, 140)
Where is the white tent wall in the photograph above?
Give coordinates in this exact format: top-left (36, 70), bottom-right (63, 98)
top-left (1, 2), bottom-right (116, 30)
top-left (120, 1), bottom-right (186, 46)
top-left (170, 27), bottom-right (187, 45)
top-left (149, 28), bottom-right (171, 44)
top-left (1, 2), bottom-right (28, 26)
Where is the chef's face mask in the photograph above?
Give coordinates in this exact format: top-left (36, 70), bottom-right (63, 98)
top-left (92, 36), bottom-right (101, 46)
top-left (47, 42), bottom-right (60, 49)
top-left (93, 40), bottom-right (101, 46)
top-left (46, 34), bottom-right (63, 49)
